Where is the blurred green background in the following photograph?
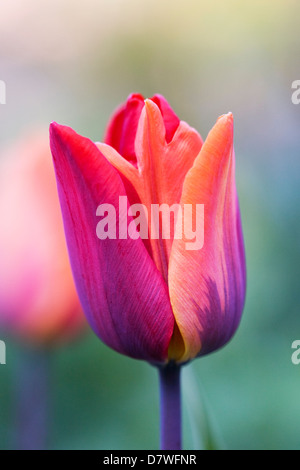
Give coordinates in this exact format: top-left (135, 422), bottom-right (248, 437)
top-left (0, 0), bottom-right (300, 450)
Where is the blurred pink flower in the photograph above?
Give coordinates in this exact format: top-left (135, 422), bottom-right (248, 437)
top-left (0, 130), bottom-right (86, 346)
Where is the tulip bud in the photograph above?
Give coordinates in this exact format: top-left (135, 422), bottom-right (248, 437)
top-left (50, 94), bottom-right (246, 363)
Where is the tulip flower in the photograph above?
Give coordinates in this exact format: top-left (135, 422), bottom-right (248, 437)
top-left (0, 131), bottom-right (86, 449)
top-left (50, 93), bottom-right (246, 449)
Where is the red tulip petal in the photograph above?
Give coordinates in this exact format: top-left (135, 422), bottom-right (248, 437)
top-left (103, 93), bottom-right (144, 164)
top-left (50, 123), bottom-right (174, 363)
top-left (169, 113), bottom-right (246, 362)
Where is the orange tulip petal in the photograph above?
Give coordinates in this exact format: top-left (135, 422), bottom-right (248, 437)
top-left (169, 113), bottom-right (246, 362)
top-left (95, 142), bottom-right (141, 197)
top-left (137, 100), bottom-right (203, 279)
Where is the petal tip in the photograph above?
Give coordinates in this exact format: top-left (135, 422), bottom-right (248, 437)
top-left (215, 112), bottom-right (234, 141)
top-left (225, 111), bottom-right (233, 123)
top-left (144, 97), bottom-right (154, 108)
top-left (142, 98), bottom-right (162, 129)
top-left (49, 122), bottom-right (63, 143)
top-left (217, 112), bottom-right (234, 126)
top-left (49, 121), bottom-right (60, 132)
top-left (128, 92), bottom-right (144, 102)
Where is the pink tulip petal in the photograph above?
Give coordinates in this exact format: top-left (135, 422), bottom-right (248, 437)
top-left (169, 113), bottom-right (246, 362)
top-left (50, 123), bottom-right (174, 362)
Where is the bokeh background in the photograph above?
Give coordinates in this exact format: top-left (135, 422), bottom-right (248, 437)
top-left (0, 0), bottom-right (300, 450)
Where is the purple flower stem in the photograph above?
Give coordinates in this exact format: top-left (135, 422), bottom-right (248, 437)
top-left (158, 363), bottom-right (182, 450)
top-left (11, 346), bottom-right (52, 450)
